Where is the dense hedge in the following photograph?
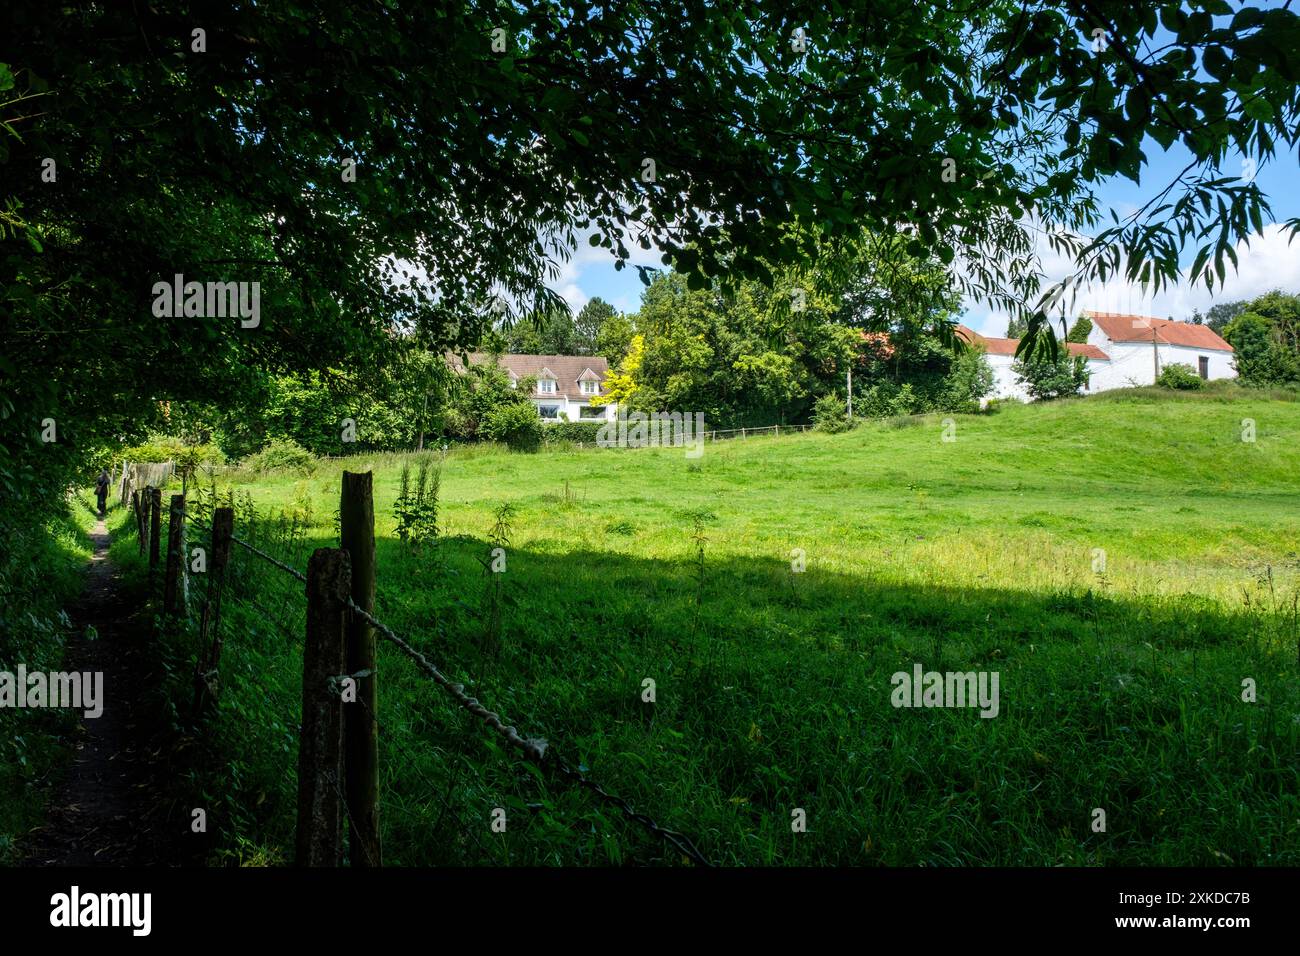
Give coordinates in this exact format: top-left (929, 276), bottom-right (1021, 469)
top-left (543, 420), bottom-right (606, 444)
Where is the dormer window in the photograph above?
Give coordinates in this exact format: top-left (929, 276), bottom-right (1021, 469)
top-left (538, 378), bottom-right (556, 394)
top-left (577, 368), bottom-right (602, 397)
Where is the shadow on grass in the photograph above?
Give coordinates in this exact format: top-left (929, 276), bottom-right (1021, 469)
top-left (177, 521), bottom-right (1300, 867)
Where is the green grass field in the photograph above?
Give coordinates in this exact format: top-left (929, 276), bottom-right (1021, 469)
top-left (146, 389), bottom-right (1300, 866)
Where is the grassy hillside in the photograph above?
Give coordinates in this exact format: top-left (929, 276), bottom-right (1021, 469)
top-left (169, 391), bottom-right (1300, 865)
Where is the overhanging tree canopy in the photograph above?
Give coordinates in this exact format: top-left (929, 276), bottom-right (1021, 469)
top-left (2, 0), bottom-right (1298, 499)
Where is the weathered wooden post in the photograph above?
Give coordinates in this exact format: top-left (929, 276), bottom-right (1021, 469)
top-left (340, 470), bottom-right (381, 867)
top-left (134, 489), bottom-right (146, 554)
top-left (164, 494), bottom-right (186, 615)
top-left (296, 547), bottom-right (351, 867)
top-left (148, 486), bottom-right (162, 573)
top-left (206, 506), bottom-right (233, 662)
top-left (193, 507), bottom-right (234, 720)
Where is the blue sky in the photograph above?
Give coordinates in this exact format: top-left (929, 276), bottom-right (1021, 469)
top-left (550, 9), bottom-right (1300, 338)
top-left (557, 141), bottom-right (1300, 336)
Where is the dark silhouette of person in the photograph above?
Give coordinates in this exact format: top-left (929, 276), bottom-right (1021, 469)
top-left (95, 468), bottom-right (110, 516)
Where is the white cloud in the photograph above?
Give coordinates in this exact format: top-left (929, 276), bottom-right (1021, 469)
top-left (963, 224), bottom-right (1300, 337)
top-left (547, 223), bottom-right (665, 313)
top-left (555, 281), bottom-right (588, 311)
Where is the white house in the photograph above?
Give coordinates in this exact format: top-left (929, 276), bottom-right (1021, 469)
top-left (956, 325), bottom-right (1110, 402)
top-left (1083, 311), bottom-right (1236, 391)
top-left (448, 352), bottom-right (617, 421)
top-left (958, 311), bottom-right (1236, 401)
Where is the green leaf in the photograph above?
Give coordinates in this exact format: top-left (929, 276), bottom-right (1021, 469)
top-left (1125, 86), bottom-right (1150, 125)
top-left (1149, 122), bottom-right (1177, 150)
top-left (1243, 97), bottom-right (1273, 123)
top-left (1202, 46), bottom-right (1230, 81)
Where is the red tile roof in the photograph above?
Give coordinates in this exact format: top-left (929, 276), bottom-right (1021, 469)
top-left (447, 352), bottom-right (610, 401)
top-left (955, 325), bottom-right (1109, 361)
top-left (1086, 312), bottom-right (1233, 351)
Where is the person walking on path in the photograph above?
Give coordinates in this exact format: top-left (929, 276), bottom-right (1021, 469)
top-left (95, 468), bottom-right (110, 516)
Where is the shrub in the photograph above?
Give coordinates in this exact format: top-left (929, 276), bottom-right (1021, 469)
top-left (544, 420), bottom-right (604, 445)
top-left (856, 382), bottom-right (924, 418)
top-left (482, 403), bottom-right (543, 451)
top-left (1012, 347), bottom-right (1090, 400)
top-left (939, 348), bottom-right (995, 413)
top-left (1223, 311), bottom-right (1300, 387)
top-left (1156, 363), bottom-right (1205, 390)
top-left (446, 361), bottom-right (539, 440)
top-left (242, 438), bottom-right (317, 475)
top-left (813, 393), bottom-right (852, 432)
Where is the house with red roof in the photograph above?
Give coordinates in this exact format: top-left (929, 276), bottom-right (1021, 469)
top-left (1082, 312), bottom-right (1236, 392)
top-left (955, 325), bottom-right (1111, 402)
top-left (447, 352), bottom-right (617, 422)
top-left (957, 311), bottom-right (1237, 401)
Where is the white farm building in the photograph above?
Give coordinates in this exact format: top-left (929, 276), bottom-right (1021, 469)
top-left (959, 311), bottom-right (1237, 402)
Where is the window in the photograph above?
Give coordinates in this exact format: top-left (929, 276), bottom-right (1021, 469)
top-left (538, 404), bottom-right (560, 419)
top-left (579, 405), bottom-right (604, 419)
top-left (1198, 356), bottom-right (1209, 379)
top-left (580, 380), bottom-right (599, 395)
top-left (538, 379), bottom-right (556, 394)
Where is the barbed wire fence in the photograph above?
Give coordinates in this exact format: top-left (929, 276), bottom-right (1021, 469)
top-left (134, 475), bottom-right (713, 867)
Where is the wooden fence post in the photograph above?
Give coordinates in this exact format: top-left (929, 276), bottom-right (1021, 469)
top-left (340, 470), bottom-right (381, 867)
top-left (148, 486), bottom-right (162, 573)
top-left (164, 493), bottom-right (186, 615)
top-left (296, 547), bottom-right (351, 867)
top-left (135, 489), bottom-right (146, 554)
top-left (193, 507), bottom-right (234, 719)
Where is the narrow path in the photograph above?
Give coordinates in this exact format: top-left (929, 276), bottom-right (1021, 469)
top-left (22, 514), bottom-right (187, 866)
